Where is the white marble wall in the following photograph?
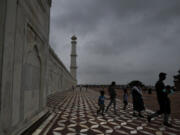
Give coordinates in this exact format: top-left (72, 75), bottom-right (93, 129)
top-left (48, 47), bottom-right (76, 95)
top-left (0, 0), bottom-right (76, 134)
top-left (0, 0), bottom-right (76, 135)
top-left (0, 0), bottom-right (6, 134)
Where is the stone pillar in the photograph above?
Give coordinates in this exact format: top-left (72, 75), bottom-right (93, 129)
top-left (70, 36), bottom-right (78, 82)
top-left (1, 0), bottom-right (18, 133)
top-left (0, 0), bottom-right (6, 121)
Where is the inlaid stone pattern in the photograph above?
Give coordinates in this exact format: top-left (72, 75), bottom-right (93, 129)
top-left (36, 89), bottom-right (180, 135)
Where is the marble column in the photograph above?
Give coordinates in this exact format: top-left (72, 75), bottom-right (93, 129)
top-left (70, 36), bottom-right (78, 83)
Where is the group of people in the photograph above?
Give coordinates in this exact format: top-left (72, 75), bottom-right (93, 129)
top-left (72, 85), bottom-right (88, 91)
top-left (97, 72), bottom-right (174, 127)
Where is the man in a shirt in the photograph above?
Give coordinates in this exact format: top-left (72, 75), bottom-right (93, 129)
top-left (147, 72), bottom-right (172, 127)
top-left (105, 81), bottom-right (117, 114)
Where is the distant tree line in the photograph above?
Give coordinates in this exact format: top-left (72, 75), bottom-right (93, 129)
top-left (77, 69), bottom-right (180, 91)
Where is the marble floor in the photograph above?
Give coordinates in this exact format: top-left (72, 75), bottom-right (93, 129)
top-left (33, 89), bottom-right (180, 135)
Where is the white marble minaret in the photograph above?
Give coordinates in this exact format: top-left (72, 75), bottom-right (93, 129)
top-left (70, 35), bottom-right (78, 81)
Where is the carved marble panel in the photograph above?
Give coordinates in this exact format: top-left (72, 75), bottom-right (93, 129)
top-left (22, 25), bottom-right (41, 119)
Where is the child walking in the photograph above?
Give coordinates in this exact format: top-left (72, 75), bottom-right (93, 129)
top-left (123, 88), bottom-right (128, 110)
top-left (97, 91), bottom-right (105, 115)
top-left (162, 85), bottom-right (173, 125)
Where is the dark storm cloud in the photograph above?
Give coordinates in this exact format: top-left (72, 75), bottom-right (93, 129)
top-left (50, 0), bottom-right (180, 85)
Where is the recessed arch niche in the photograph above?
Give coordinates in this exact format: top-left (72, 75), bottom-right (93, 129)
top-left (21, 26), bottom-right (42, 119)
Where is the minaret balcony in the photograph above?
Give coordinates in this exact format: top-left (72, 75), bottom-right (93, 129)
top-left (71, 54), bottom-right (77, 57)
top-left (70, 66), bottom-right (78, 69)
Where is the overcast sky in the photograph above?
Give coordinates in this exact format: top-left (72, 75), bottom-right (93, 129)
top-left (50, 0), bottom-right (180, 85)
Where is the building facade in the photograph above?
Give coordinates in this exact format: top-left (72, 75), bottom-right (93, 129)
top-left (0, 0), bottom-right (76, 134)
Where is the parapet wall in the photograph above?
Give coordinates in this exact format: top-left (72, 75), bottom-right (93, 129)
top-left (47, 47), bottom-right (76, 95)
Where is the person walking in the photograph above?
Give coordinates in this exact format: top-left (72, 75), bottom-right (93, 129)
top-left (80, 85), bottom-right (82, 92)
top-left (131, 81), bottom-right (145, 117)
top-left (97, 90), bottom-right (105, 115)
top-left (123, 88), bottom-right (128, 110)
top-left (105, 81), bottom-right (117, 114)
top-left (163, 85), bottom-right (174, 121)
top-left (147, 73), bottom-right (172, 127)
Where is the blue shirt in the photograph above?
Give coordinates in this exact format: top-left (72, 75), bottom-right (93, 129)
top-left (123, 94), bottom-right (128, 101)
top-left (163, 89), bottom-right (174, 94)
top-left (98, 96), bottom-right (105, 105)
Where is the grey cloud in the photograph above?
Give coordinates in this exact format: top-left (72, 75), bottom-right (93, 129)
top-left (50, 0), bottom-right (180, 85)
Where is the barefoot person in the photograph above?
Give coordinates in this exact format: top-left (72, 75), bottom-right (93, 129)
top-left (105, 81), bottom-right (117, 114)
top-left (147, 73), bottom-right (172, 127)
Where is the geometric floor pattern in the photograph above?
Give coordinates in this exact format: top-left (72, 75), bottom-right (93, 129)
top-left (33, 89), bottom-right (180, 135)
